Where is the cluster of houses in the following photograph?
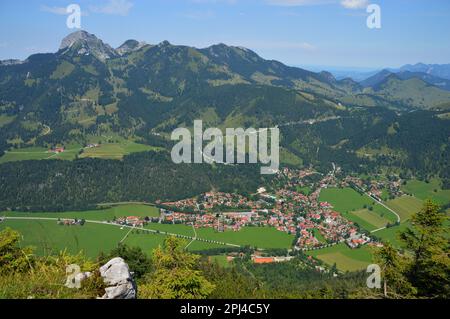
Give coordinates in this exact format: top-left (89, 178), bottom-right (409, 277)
top-left (162, 192), bottom-right (267, 212)
top-left (100, 167), bottom-right (395, 251)
top-left (159, 209), bottom-right (267, 232)
top-left (154, 166), bottom-right (381, 250)
top-left (346, 230), bottom-right (371, 248)
top-left (267, 186), bottom-right (366, 248)
top-left (342, 175), bottom-right (403, 200)
top-left (114, 216), bottom-right (148, 227)
top-left (162, 192), bottom-right (275, 213)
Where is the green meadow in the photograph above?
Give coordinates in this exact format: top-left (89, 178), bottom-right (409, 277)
top-left (306, 243), bottom-right (374, 272)
top-left (0, 219), bottom-right (129, 258)
top-left (319, 187), bottom-right (396, 231)
top-left (319, 188), bottom-right (375, 214)
top-left (0, 140), bottom-right (162, 163)
top-left (79, 141), bottom-right (160, 160)
top-left (144, 223), bottom-right (195, 237)
top-left (386, 195), bottom-right (423, 222)
top-left (0, 147), bottom-right (53, 163)
top-left (1, 207), bottom-right (294, 259)
top-left (402, 178), bottom-right (450, 206)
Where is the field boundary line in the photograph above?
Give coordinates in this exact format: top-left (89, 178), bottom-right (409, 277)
top-left (119, 225), bottom-right (136, 243)
top-left (185, 223), bottom-right (197, 249)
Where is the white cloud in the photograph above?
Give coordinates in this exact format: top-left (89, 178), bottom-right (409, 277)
top-left (89, 0), bottom-right (133, 16)
top-left (340, 0), bottom-right (369, 9)
top-left (266, 0), bottom-right (336, 6)
top-left (41, 5), bottom-right (88, 16)
top-left (41, 5), bottom-right (70, 15)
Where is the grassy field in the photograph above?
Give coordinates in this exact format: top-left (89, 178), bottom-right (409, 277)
top-left (0, 140), bottom-right (162, 163)
top-left (306, 243), bottom-right (374, 272)
top-left (349, 208), bottom-right (391, 230)
top-left (373, 222), bottom-right (411, 248)
top-left (1, 206), bottom-right (294, 258)
top-left (122, 231), bottom-right (169, 254)
top-left (402, 178), bottom-right (450, 206)
top-left (79, 142), bottom-right (158, 160)
top-left (0, 219), bottom-right (129, 258)
top-left (319, 187), bottom-right (396, 231)
top-left (386, 195), bottom-right (423, 222)
top-left (144, 223), bottom-right (195, 237)
top-left (319, 188), bottom-right (375, 214)
top-left (187, 241), bottom-right (226, 251)
top-left (0, 217), bottom-right (231, 259)
top-left (0, 147), bottom-right (53, 163)
top-left (2, 204), bottom-right (160, 221)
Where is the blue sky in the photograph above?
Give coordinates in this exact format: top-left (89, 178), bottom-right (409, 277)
top-left (0, 0), bottom-right (449, 68)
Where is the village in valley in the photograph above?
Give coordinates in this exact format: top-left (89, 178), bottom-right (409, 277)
top-left (73, 165), bottom-right (405, 263)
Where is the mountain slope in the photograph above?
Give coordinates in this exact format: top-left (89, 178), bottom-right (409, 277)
top-left (0, 30), bottom-right (449, 178)
top-left (363, 74), bottom-right (450, 109)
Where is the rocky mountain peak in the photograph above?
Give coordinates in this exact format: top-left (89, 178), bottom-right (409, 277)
top-left (59, 30), bottom-right (117, 61)
top-left (116, 39), bottom-right (147, 56)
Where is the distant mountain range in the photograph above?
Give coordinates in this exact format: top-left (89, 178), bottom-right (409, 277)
top-left (0, 30), bottom-right (449, 179)
top-left (330, 63), bottom-right (450, 89)
top-left (361, 69), bottom-right (450, 92)
top-left (397, 63), bottom-right (450, 80)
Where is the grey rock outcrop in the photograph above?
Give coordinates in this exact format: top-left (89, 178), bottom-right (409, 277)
top-left (99, 257), bottom-right (137, 299)
top-left (116, 39), bottom-right (147, 56)
top-left (59, 30), bottom-right (117, 61)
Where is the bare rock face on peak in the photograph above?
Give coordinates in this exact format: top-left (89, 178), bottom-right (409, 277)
top-left (99, 257), bottom-right (137, 299)
top-left (59, 30), bottom-right (118, 61)
top-left (116, 39), bottom-right (147, 56)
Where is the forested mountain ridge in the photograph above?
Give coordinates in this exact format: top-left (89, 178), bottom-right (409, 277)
top-left (0, 30), bottom-right (449, 194)
top-left (1, 30), bottom-right (449, 152)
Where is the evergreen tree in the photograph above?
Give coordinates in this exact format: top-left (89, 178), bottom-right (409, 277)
top-left (139, 237), bottom-right (215, 299)
top-left (399, 200), bottom-right (450, 298)
top-left (375, 243), bottom-right (416, 298)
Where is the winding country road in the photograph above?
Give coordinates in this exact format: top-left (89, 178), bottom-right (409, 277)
top-left (368, 195), bottom-right (401, 233)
